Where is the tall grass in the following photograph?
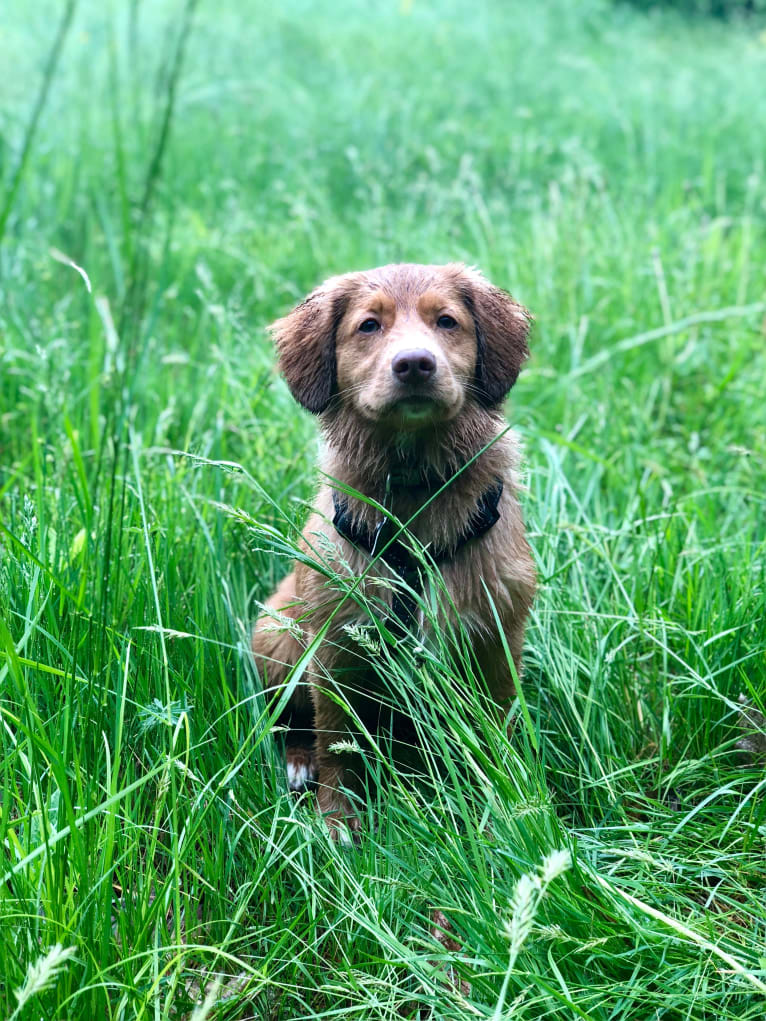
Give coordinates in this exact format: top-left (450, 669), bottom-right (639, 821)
top-left (1, 0), bottom-right (765, 1017)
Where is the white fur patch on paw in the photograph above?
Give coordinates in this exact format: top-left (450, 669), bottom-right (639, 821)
top-left (287, 759), bottom-right (314, 792)
top-left (336, 824), bottom-right (357, 848)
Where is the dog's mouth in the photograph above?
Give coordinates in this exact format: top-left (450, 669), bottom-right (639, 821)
top-left (355, 382), bottom-right (463, 427)
top-left (389, 394), bottom-right (442, 420)
top-left (394, 394), bottom-right (435, 408)
top-left (357, 393), bottom-right (447, 428)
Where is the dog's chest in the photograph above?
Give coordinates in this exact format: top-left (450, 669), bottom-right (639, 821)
top-left (331, 520), bottom-right (519, 636)
top-left (306, 483), bottom-right (530, 634)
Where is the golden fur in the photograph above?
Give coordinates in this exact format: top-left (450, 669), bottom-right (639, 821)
top-left (251, 263), bottom-right (536, 833)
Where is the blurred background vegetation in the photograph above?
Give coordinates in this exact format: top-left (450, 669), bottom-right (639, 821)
top-left (1, 1), bottom-right (765, 1018)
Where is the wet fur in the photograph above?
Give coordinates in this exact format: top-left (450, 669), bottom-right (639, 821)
top-left (251, 263), bottom-right (536, 833)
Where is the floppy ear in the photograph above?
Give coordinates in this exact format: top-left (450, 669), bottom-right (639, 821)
top-left (457, 267), bottom-right (532, 407)
top-left (269, 280), bottom-right (350, 414)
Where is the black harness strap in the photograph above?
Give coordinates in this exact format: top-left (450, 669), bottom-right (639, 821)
top-left (332, 480), bottom-right (503, 632)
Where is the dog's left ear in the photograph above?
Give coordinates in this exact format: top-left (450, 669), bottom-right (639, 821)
top-left (269, 278), bottom-right (352, 414)
top-left (455, 266), bottom-right (532, 407)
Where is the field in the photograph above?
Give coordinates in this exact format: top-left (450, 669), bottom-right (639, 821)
top-left (1, 0), bottom-right (766, 1017)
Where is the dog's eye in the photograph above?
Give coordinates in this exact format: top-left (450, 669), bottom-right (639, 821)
top-left (436, 314), bottom-right (458, 329)
top-left (358, 318), bottom-right (381, 334)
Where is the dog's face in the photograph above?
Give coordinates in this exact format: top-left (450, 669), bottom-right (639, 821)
top-left (270, 263), bottom-right (531, 426)
top-left (333, 271), bottom-right (480, 430)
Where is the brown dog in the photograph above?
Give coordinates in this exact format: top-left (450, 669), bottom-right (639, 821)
top-left (251, 263), bottom-right (536, 834)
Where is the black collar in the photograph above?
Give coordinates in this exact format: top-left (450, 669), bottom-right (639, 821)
top-left (331, 478), bottom-right (503, 631)
top-left (384, 464), bottom-right (456, 490)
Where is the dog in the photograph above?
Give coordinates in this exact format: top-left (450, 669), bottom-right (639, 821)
top-left (251, 263), bottom-right (536, 835)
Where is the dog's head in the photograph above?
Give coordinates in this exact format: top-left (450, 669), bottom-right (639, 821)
top-left (269, 263), bottom-right (531, 428)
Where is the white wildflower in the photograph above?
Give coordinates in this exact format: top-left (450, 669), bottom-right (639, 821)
top-left (540, 848), bottom-right (572, 887)
top-left (503, 848), bottom-right (572, 968)
top-left (258, 606), bottom-right (303, 641)
top-left (328, 739), bottom-right (361, 755)
top-left (342, 621), bottom-right (380, 654)
top-left (506, 873), bottom-right (538, 965)
top-left (13, 944), bottom-right (77, 1016)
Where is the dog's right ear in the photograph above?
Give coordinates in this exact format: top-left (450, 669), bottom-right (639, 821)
top-left (269, 280), bottom-right (351, 414)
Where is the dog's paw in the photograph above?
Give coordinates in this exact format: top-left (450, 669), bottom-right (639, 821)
top-left (317, 788), bottom-right (362, 845)
top-left (325, 811), bottom-right (362, 847)
top-left (286, 745), bottom-right (317, 794)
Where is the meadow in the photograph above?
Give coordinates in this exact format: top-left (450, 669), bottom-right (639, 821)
top-left (1, 0), bottom-right (765, 1017)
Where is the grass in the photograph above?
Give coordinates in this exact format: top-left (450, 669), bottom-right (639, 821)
top-left (1, 0), bottom-right (765, 1016)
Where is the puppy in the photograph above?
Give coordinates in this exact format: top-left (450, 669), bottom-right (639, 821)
top-left (252, 263), bottom-right (536, 833)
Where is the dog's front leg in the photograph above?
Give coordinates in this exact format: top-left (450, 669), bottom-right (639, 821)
top-left (311, 678), bottom-right (367, 840)
top-left (251, 572), bottom-right (317, 792)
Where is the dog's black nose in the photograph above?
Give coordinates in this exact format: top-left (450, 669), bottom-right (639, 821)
top-left (391, 348), bottom-right (436, 383)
